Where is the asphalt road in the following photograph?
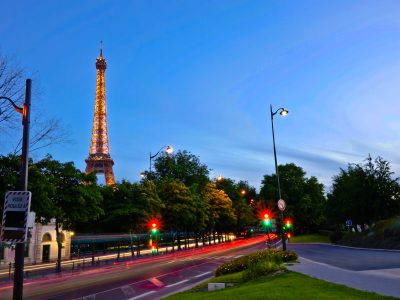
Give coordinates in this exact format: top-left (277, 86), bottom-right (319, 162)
top-left (287, 243), bottom-right (400, 271)
top-left (0, 237), bottom-right (266, 300)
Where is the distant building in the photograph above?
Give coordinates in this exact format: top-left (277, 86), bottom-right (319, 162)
top-left (0, 215), bottom-right (72, 267)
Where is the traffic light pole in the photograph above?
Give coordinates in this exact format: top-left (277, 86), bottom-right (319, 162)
top-left (13, 79), bottom-right (31, 300)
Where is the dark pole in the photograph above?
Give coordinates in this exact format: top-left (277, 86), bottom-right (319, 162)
top-left (13, 79), bottom-right (31, 300)
top-left (270, 104), bottom-right (286, 251)
top-left (149, 152), bottom-right (152, 175)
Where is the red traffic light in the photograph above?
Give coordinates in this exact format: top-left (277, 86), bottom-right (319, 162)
top-left (264, 213), bottom-right (269, 219)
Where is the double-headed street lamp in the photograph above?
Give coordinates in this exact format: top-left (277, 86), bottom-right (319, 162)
top-left (0, 79), bottom-right (32, 300)
top-left (140, 145), bottom-right (173, 179)
top-left (270, 104), bottom-right (288, 251)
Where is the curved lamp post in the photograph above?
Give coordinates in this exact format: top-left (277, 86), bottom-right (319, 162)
top-left (270, 104), bottom-right (288, 251)
top-left (0, 79), bottom-right (31, 300)
top-left (141, 145), bottom-right (173, 179)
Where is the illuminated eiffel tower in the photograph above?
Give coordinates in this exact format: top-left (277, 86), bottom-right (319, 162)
top-left (85, 44), bottom-right (115, 186)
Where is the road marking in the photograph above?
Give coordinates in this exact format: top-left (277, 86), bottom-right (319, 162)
top-left (165, 279), bottom-right (189, 288)
top-left (127, 291), bottom-right (156, 300)
top-left (148, 277), bottom-right (164, 287)
top-left (121, 285), bottom-right (136, 297)
top-left (194, 271), bottom-right (212, 278)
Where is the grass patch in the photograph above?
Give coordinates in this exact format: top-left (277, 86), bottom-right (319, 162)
top-left (164, 271), bottom-right (395, 300)
top-left (289, 234), bottom-right (330, 243)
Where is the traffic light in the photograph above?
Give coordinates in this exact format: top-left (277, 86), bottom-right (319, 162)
top-left (151, 222), bottom-right (158, 234)
top-left (263, 213), bottom-right (271, 227)
top-left (283, 218), bottom-right (293, 238)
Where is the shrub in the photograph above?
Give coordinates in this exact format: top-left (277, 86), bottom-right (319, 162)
top-left (330, 230), bottom-right (344, 243)
top-left (215, 249), bottom-right (297, 277)
top-left (242, 257), bottom-right (285, 281)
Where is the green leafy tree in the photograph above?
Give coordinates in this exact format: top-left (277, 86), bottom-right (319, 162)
top-left (260, 163), bottom-right (326, 233)
top-left (327, 155), bottom-right (400, 228)
top-left (157, 178), bottom-right (196, 249)
top-left (98, 180), bottom-right (163, 233)
top-left (34, 155), bottom-right (103, 272)
top-left (216, 178), bottom-right (255, 234)
top-left (203, 182), bottom-right (236, 242)
top-left (153, 150), bottom-right (210, 188)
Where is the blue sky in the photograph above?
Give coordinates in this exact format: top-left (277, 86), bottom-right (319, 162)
top-left (2, 0), bottom-right (400, 191)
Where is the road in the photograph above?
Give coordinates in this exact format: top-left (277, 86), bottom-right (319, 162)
top-left (288, 243), bottom-right (400, 270)
top-left (0, 237), bottom-right (266, 300)
top-left (288, 243), bottom-right (400, 298)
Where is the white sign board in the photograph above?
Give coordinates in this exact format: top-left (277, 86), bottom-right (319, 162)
top-left (277, 199), bottom-right (286, 211)
top-left (1, 191), bottom-right (32, 243)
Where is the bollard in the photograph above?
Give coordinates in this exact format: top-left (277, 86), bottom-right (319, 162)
top-left (9, 262), bottom-right (12, 279)
top-left (72, 262), bottom-right (75, 271)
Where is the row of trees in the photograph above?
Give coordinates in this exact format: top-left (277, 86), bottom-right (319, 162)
top-left (2, 152), bottom-right (400, 235)
top-left (2, 150), bottom-right (400, 268)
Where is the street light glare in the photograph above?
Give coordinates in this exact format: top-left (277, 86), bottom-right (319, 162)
top-left (280, 109), bottom-right (289, 116)
top-left (165, 146), bottom-right (173, 154)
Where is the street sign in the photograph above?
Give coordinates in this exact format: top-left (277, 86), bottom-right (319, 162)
top-left (277, 199), bottom-right (286, 211)
top-left (1, 191), bottom-right (32, 243)
top-left (345, 220), bottom-right (352, 227)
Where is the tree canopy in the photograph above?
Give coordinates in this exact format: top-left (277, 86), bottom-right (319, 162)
top-left (260, 163), bottom-right (326, 233)
top-left (327, 155), bottom-right (400, 228)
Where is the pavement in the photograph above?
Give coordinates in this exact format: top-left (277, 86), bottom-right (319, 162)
top-left (287, 246), bottom-right (400, 298)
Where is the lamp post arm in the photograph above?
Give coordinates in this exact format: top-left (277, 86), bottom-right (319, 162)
top-left (272, 107), bottom-right (286, 117)
top-left (150, 145), bottom-right (169, 160)
top-left (0, 96), bottom-right (23, 114)
top-left (149, 145), bottom-right (169, 177)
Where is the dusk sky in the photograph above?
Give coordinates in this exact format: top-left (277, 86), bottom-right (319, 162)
top-left (2, 1), bottom-right (400, 191)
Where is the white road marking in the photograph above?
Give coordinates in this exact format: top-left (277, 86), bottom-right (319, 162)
top-left (121, 285), bottom-right (136, 297)
top-left (194, 271), bottom-right (212, 278)
top-left (165, 279), bottom-right (189, 288)
top-left (127, 291), bottom-right (156, 300)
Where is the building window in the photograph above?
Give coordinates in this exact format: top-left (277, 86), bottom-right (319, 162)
top-left (42, 233), bottom-right (52, 242)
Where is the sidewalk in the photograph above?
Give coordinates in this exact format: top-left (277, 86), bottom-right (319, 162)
top-left (288, 257), bottom-right (400, 298)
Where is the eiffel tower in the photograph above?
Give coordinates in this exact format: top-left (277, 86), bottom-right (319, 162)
top-left (85, 44), bottom-right (115, 186)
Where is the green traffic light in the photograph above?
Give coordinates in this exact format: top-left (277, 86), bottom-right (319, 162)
top-left (263, 219), bottom-right (271, 226)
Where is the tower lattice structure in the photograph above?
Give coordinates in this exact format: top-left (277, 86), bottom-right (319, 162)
top-left (85, 46), bottom-right (115, 186)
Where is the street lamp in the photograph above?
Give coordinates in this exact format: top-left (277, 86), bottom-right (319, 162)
top-left (270, 104), bottom-right (288, 251)
top-left (141, 145), bottom-right (173, 179)
top-left (0, 79), bottom-right (32, 300)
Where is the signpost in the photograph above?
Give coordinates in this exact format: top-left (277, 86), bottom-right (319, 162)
top-left (277, 199), bottom-right (286, 211)
top-left (1, 191), bottom-right (32, 243)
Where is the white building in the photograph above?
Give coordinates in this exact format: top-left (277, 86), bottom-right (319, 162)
top-left (0, 215), bottom-right (72, 267)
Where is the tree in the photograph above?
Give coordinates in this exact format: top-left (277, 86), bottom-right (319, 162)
top-left (153, 150), bottom-right (210, 188)
top-left (203, 183), bottom-right (236, 239)
top-left (157, 178), bottom-right (196, 250)
top-left (216, 178), bottom-right (255, 234)
top-left (98, 180), bottom-right (163, 233)
top-left (34, 155), bottom-right (103, 272)
top-left (260, 163), bottom-right (326, 233)
top-left (0, 54), bottom-right (67, 154)
top-left (327, 155), bottom-right (400, 228)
